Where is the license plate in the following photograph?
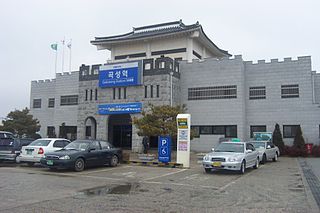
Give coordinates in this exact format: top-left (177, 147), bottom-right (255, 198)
top-left (212, 162), bottom-right (221, 167)
top-left (47, 160), bottom-right (53, 165)
top-left (27, 150), bottom-right (32, 155)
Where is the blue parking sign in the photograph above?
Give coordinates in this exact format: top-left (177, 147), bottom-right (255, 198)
top-left (158, 136), bottom-right (171, 163)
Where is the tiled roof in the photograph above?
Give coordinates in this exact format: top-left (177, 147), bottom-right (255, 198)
top-left (91, 20), bottom-right (230, 57)
top-left (92, 20), bottom-right (199, 42)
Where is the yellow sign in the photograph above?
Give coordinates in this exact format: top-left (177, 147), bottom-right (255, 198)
top-left (177, 118), bottom-right (188, 129)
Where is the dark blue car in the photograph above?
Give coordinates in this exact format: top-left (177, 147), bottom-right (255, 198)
top-left (40, 139), bottom-right (122, 172)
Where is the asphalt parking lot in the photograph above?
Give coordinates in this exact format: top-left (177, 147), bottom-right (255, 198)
top-left (0, 157), bottom-right (319, 213)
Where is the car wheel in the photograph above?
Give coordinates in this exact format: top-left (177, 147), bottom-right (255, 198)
top-left (27, 162), bottom-right (35, 166)
top-left (74, 158), bottom-right (85, 172)
top-left (239, 161), bottom-right (246, 174)
top-left (204, 168), bottom-right (211, 173)
top-left (273, 153), bottom-right (278, 162)
top-left (261, 154), bottom-right (267, 164)
top-left (253, 158), bottom-right (259, 169)
top-left (109, 155), bottom-right (119, 167)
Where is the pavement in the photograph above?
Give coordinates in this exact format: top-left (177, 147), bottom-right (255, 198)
top-left (126, 149), bottom-right (320, 211)
top-left (298, 157), bottom-right (320, 209)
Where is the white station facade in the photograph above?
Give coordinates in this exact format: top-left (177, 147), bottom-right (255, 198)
top-left (30, 20), bottom-right (320, 152)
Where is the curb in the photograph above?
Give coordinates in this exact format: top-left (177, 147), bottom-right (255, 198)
top-left (123, 160), bottom-right (183, 168)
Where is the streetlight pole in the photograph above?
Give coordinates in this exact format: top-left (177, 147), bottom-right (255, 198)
top-left (170, 72), bottom-right (173, 106)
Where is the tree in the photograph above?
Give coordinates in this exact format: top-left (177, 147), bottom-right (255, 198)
top-left (293, 126), bottom-right (305, 149)
top-left (132, 104), bottom-right (192, 140)
top-left (1, 108), bottom-right (41, 138)
top-left (272, 123), bottom-right (285, 153)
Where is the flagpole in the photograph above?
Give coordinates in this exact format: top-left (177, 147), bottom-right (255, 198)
top-left (68, 39), bottom-right (72, 71)
top-left (61, 37), bottom-right (65, 73)
top-left (55, 46), bottom-right (58, 75)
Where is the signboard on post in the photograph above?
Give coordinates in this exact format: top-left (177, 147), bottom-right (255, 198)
top-left (99, 61), bottom-right (142, 87)
top-left (176, 114), bottom-right (191, 168)
top-left (158, 136), bottom-right (171, 163)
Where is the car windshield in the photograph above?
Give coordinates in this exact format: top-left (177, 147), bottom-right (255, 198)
top-left (215, 143), bottom-right (244, 153)
top-left (64, 141), bottom-right (90, 151)
top-left (29, 139), bottom-right (51, 146)
top-left (250, 142), bottom-right (266, 149)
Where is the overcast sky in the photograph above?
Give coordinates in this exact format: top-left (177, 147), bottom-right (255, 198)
top-left (0, 0), bottom-right (319, 119)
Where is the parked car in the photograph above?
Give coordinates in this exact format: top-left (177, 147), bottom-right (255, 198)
top-left (202, 142), bottom-right (259, 174)
top-left (40, 139), bottom-right (122, 172)
top-left (17, 138), bottom-right (70, 165)
top-left (249, 141), bottom-right (280, 164)
top-left (0, 131), bottom-right (34, 162)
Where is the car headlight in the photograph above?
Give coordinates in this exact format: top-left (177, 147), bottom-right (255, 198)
top-left (228, 157), bottom-right (239, 162)
top-left (203, 155), bottom-right (210, 161)
top-left (59, 155), bottom-right (71, 160)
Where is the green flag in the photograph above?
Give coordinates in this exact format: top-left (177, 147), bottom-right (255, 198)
top-left (51, 43), bottom-right (58, 51)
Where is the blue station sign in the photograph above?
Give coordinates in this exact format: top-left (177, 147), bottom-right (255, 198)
top-left (158, 136), bottom-right (171, 163)
top-left (98, 102), bottom-right (142, 115)
top-left (99, 61), bottom-right (142, 87)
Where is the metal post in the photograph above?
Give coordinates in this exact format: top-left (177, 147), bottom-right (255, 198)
top-left (170, 72), bottom-right (173, 106)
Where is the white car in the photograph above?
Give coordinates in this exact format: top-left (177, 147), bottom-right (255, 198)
top-left (202, 142), bottom-right (259, 174)
top-left (249, 141), bottom-right (280, 164)
top-left (17, 138), bottom-right (70, 166)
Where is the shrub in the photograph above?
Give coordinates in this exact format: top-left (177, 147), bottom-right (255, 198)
top-left (311, 145), bottom-right (320, 157)
top-left (272, 123), bottom-right (285, 154)
top-left (293, 126), bottom-right (305, 149)
top-left (282, 145), bottom-right (291, 156)
top-left (287, 146), bottom-right (307, 157)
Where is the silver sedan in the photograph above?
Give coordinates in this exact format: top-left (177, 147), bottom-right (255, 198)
top-left (202, 142), bottom-right (259, 174)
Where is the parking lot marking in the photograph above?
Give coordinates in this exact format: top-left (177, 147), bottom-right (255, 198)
top-left (143, 169), bottom-right (187, 181)
top-left (217, 167), bottom-right (261, 192)
top-left (80, 165), bottom-right (132, 175)
top-left (143, 180), bottom-right (219, 190)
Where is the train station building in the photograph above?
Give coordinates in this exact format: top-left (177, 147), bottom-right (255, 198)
top-left (30, 20), bottom-right (320, 152)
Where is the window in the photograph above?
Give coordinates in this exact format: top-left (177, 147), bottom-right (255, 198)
top-left (86, 126), bottom-right (91, 137)
top-left (156, 85), bottom-right (160, 98)
top-left (113, 88), bottom-right (116, 100)
top-left (188, 85), bottom-right (237, 100)
top-left (53, 140), bottom-right (66, 148)
top-left (33, 99), bottom-right (41, 108)
top-left (95, 89), bottom-right (98, 100)
top-left (225, 126), bottom-right (237, 138)
top-left (90, 89), bottom-right (93, 101)
top-left (100, 141), bottom-right (112, 149)
top-left (89, 141), bottom-right (101, 150)
top-left (160, 61), bottom-right (165, 69)
top-left (47, 126), bottom-right (55, 137)
top-left (283, 125), bottom-right (300, 138)
top-left (267, 142), bottom-right (275, 148)
top-left (85, 90), bottom-right (88, 101)
top-left (281, 84), bottom-right (299, 98)
top-left (246, 143), bottom-right (255, 151)
top-left (250, 125), bottom-right (267, 138)
top-left (150, 85), bottom-right (153, 98)
top-left (60, 95), bottom-right (78, 106)
top-left (48, 98), bottom-right (55, 108)
top-left (144, 86), bottom-right (148, 98)
top-left (124, 87), bottom-right (127, 99)
top-left (118, 88), bottom-right (121, 99)
top-left (249, 86), bottom-right (266, 100)
top-left (200, 126), bottom-right (213, 134)
top-left (93, 68), bottom-right (99, 75)
top-left (145, 63), bottom-right (151, 70)
top-left (193, 125), bottom-right (237, 137)
top-left (191, 126), bottom-right (200, 138)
